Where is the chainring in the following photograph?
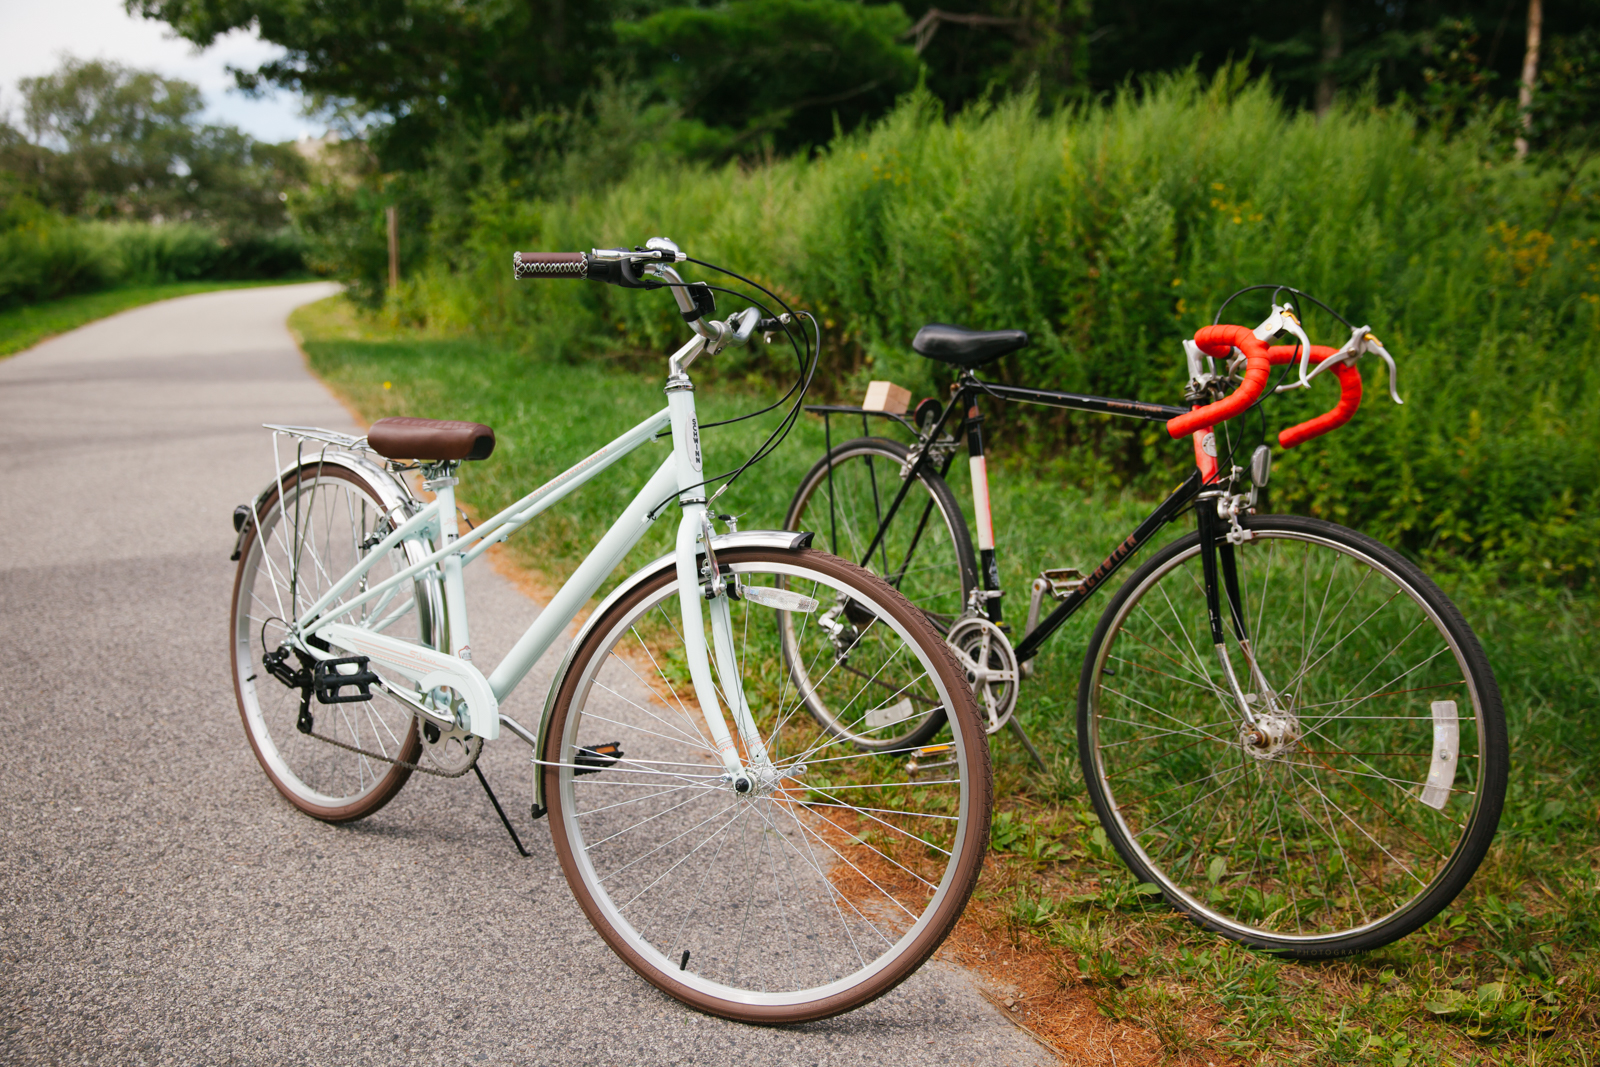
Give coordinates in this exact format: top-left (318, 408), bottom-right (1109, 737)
top-left (946, 615), bottom-right (1019, 734)
top-left (417, 714), bottom-right (482, 776)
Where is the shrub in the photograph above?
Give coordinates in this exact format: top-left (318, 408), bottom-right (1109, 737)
top-left (321, 71), bottom-right (1600, 586)
top-left (0, 213), bottom-right (308, 310)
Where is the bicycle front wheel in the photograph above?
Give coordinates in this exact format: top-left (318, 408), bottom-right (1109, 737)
top-left (543, 547), bottom-right (992, 1024)
top-left (1079, 514), bottom-right (1506, 956)
top-left (783, 438), bottom-right (976, 749)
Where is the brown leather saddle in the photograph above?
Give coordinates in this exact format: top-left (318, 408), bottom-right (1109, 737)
top-left (366, 417), bottom-right (495, 462)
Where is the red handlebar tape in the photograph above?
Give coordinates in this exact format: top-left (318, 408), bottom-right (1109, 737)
top-left (1265, 344), bottom-right (1363, 448)
top-left (1165, 325), bottom-right (1272, 438)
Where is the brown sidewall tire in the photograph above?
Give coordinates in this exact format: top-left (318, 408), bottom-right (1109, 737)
top-left (230, 464), bottom-right (422, 823)
top-left (542, 547), bottom-right (992, 1024)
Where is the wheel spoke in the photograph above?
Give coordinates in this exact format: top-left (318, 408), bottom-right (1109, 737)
top-left (1086, 523), bottom-right (1501, 948)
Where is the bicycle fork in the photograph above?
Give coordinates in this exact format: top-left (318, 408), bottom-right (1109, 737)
top-left (1197, 498), bottom-right (1298, 756)
top-left (667, 371), bottom-right (770, 794)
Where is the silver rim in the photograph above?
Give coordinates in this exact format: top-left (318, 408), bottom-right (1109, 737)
top-left (555, 558), bottom-right (976, 1008)
top-left (1087, 527), bottom-right (1488, 945)
top-left (233, 469), bottom-right (437, 809)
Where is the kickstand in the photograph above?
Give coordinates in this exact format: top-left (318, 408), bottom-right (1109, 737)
top-left (473, 763), bottom-right (531, 857)
top-left (1006, 715), bottom-right (1049, 772)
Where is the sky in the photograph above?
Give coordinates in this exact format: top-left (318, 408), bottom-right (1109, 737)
top-left (0, 0), bottom-right (313, 143)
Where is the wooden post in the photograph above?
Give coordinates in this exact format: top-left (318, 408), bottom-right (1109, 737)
top-left (1515, 0), bottom-right (1543, 158)
top-left (386, 205), bottom-right (399, 290)
top-left (1315, 0), bottom-right (1344, 118)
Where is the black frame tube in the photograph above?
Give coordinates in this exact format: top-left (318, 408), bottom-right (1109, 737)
top-left (971, 381), bottom-right (1188, 423)
top-left (807, 375), bottom-right (1204, 662)
top-left (1012, 469), bottom-right (1205, 662)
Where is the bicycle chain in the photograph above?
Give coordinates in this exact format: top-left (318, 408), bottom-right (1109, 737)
top-left (305, 726), bottom-right (475, 779)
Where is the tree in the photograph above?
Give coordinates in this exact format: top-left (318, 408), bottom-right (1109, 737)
top-left (617, 0), bottom-right (921, 154)
top-left (898, 1), bottom-right (1092, 109)
top-left (1524, 27), bottom-right (1600, 223)
top-left (127, 0), bottom-right (618, 169)
top-left (2, 56), bottom-right (305, 229)
top-left (1082, 0), bottom-right (1600, 114)
top-left (1515, 0), bottom-right (1543, 156)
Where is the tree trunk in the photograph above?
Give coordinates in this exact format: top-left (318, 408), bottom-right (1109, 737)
top-left (1315, 0), bottom-right (1344, 117)
top-left (1515, 0), bottom-right (1543, 158)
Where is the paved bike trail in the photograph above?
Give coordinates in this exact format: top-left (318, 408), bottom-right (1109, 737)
top-left (0, 284), bottom-right (1050, 1067)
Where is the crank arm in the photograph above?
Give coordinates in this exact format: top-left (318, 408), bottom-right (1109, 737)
top-left (371, 678), bottom-right (457, 730)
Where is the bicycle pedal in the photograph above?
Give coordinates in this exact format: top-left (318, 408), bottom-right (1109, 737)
top-left (573, 741), bottom-right (624, 776)
top-left (1040, 567), bottom-right (1087, 598)
top-left (313, 656), bottom-right (380, 704)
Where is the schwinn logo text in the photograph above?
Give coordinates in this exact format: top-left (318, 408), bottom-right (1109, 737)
top-left (1086, 534), bottom-right (1139, 590)
top-left (690, 417), bottom-right (702, 471)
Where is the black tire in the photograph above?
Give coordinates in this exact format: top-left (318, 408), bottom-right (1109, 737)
top-left (783, 438), bottom-right (977, 749)
top-left (230, 462), bottom-right (438, 822)
top-left (1078, 514), bottom-right (1506, 957)
top-left (542, 547), bottom-right (992, 1024)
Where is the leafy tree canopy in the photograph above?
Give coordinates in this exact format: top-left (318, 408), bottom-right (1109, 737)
top-left (617, 0), bottom-right (920, 153)
top-left (127, 0), bottom-right (617, 168)
top-left (2, 56), bottom-right (305, 229)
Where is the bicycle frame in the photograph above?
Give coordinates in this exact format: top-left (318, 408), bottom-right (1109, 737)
top-left (808, 372), bottom-right (1246, 672)
top-left (277, 330), bottom-right (767, 783)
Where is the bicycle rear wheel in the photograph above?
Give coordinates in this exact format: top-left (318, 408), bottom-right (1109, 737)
top-left (783, 438), bottom-right (976, 749)
top-left (542, 547), bottom-right (992, 1024)
top-left (230, 461), bottom-right (440, 821)
top-left (1079, 514), bottom-right (1506, 956)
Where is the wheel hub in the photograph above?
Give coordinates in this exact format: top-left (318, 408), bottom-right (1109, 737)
top-left (1241, 712), bottom-right (1299, 760)
top-left (733, 759), bottom-right (784, 798)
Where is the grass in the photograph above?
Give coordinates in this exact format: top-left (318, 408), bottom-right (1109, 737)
top-left (0, 278), bottom-right (316, 358)
top-left (291, 294), bottom-right (1600, 1064)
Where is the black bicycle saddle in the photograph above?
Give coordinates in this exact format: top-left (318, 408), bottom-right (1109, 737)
top-left (912, 323), bottom-right (1029, 369)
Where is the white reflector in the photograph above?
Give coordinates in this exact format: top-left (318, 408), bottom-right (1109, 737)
top-left (1420, 700), bottom-right (1459, 810)
top-left (739, 586), bottom-right (819, 612)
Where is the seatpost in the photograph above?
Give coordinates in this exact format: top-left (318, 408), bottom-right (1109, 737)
top-left (423, 462), bottom-right (473, 664)
top-left (963, 391), bottom-right (1002, 623)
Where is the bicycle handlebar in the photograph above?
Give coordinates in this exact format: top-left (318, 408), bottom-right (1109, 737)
top-left (1266, 345), bottom-right (1362, 448)
top-left (1166, 324), bottom-right (1272, 438)
top-left (511, 243), bottom-right (770, 351)
top-left (512, 252), bottom-right (589, 279)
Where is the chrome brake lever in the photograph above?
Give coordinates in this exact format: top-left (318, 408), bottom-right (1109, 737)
top-left (1363, 332), bottom-right (1404, 405)
top-left (1281, 310), bottom-right (1315, 389)
top-left (1253, 304), bottom-right (1315, 389)
top-left (1299, 324), bottom-right (1403, 404)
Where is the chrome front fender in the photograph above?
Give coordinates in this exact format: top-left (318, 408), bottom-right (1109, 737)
top-left (527, 529), bottom-right (813, 814)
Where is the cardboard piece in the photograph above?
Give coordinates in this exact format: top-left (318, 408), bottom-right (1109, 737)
top-left (862, 380), bottom-right (911, 415)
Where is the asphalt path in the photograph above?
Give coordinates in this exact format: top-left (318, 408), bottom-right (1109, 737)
top-left (0, 284), bottom-right (1049, 1066)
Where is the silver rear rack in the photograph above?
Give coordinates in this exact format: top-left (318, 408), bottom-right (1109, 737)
top-left (263, 424), bottom-right (372, 452)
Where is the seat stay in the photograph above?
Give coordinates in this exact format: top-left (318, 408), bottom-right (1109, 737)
top-left (851, 445), bottom-right (934, 576)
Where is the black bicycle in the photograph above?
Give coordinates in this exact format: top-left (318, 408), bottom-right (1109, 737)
top-left (781, 291), bottom-right (1506, 958)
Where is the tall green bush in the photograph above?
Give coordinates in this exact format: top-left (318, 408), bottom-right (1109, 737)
top-left (371, 71), bottom-right (1600, 587)
top-left (0, 210), bottom-right (306, 310)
